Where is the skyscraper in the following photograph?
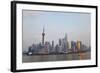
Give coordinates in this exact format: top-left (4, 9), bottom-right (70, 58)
top-left (65, 34), bottom-right (68, 42)
top-left (59, 39), bottom-right (61, 46)
top-left (42, 26), bottom-right (45, 45)
top-left (77, 41), bottom-right (82, 51)
top-left (67, 41), bottom-right (70, 49)
top-left (71, 41), bottom-right (76, 52)
top-left (52, 41), bottom-right (54, 48)
top-left (63, 34), bottom-right (68, 53)
top-left (64, 34), bottom-right (68, 49)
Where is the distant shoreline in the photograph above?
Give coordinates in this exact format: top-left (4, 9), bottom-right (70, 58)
top-left (23, 50), bottom-right (90, 56)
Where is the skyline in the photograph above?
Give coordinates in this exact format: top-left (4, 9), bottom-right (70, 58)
top-left (22, 10), bottom-right (91, 51)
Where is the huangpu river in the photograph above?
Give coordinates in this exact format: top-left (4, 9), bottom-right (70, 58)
top-left (22, 51), bottom-right (91, 63)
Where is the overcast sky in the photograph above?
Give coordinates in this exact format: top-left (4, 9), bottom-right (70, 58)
top-left (22, 10), bottom-right (91, 51)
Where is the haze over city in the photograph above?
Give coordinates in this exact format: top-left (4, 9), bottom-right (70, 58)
top-left (22, 10), bottom-right (91, 51)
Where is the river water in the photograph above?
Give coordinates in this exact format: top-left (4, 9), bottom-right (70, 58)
top-left (22, 51), bottom-right (91, 63)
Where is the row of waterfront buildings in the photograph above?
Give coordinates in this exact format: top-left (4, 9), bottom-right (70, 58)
top-left (23, 27), bottom-right (90, 55)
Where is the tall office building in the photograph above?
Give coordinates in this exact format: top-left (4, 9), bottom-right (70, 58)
top-left (28, 46), bottom-right (32, 52)
top-left (42, 26), bottom-right (45, 45)
top-left (65, 34), bottom-right (68, 48)
top-left (67, 41), bottom-right (70, 49)
top-left (52, 41), bottom-right (54, 48)
top-left (77, 41), bottom-right (82, 51)
top-left (65, 34), bottom-right (68, 42)
top-left (64, 34), bottom-right (68, 52)
top-left (59, 39), bottom-right (61, 46)
top-left (60, 34), bottom-right (68, 53)
top-left (71, 41), bottom-right (76, 52)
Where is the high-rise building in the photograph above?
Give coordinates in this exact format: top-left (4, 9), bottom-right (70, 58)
top-left (65, 34), bottom-right (68, 42)
top-left (65, 34), bottom-right (68, 49)
top-left (67, 41), bottom-right (70, 49)
top-left (62, 38), bottom-right (67, 53)
top-left (59, 39), bottom-right (61, 46)
top-left (55, 44), bottom-right (59, 53)
top-left (52, 41), bottom-right (54, 48)
top-left (71, 41), bottom-right (76, 52)
top-left (77, 41), bottom-right (82, 51)
top-left (28, 46), bottom-right (32, 52)
top-left (42, 26), bottom-right (45, 45)
top-left (63, 34), bottom-right (68, 53)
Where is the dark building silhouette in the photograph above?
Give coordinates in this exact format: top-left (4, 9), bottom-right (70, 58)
top-left (28, 46), bottom-right (32, 52)
top-left (59, 39), bottom-right (61, 46)
top-left (71, 41), bottom-right (77, 52)
top-left (42, 26), bottom-right (45, 45)
top-left (52, 40), bottom-right (54, 48)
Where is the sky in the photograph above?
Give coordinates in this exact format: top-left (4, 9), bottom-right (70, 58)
top-left (22, 10), bottom-right (91, 51)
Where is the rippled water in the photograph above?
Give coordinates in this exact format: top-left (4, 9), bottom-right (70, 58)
top-left (22, 51), bottom-right (90, 63)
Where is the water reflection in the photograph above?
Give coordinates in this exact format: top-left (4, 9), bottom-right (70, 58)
top-left (23, 51), bottom-right (90, 63)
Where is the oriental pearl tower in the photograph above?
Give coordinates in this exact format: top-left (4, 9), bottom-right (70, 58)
top-left (42, 26), bottom-right (45, 45)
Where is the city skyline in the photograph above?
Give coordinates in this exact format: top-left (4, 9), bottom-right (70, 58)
top-left (23, 28), bottom-right (89, 55)
top-left (22, 10), bottom-right (91, 51)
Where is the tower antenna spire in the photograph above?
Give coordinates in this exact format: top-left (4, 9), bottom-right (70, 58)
top-left (42, 25), bottom-right (45, 45)
top-left (43, 25), bottom-right (45, 33)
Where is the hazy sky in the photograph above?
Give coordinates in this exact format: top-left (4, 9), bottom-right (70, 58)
top-left (22, 10), bottom-right (91, 51)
